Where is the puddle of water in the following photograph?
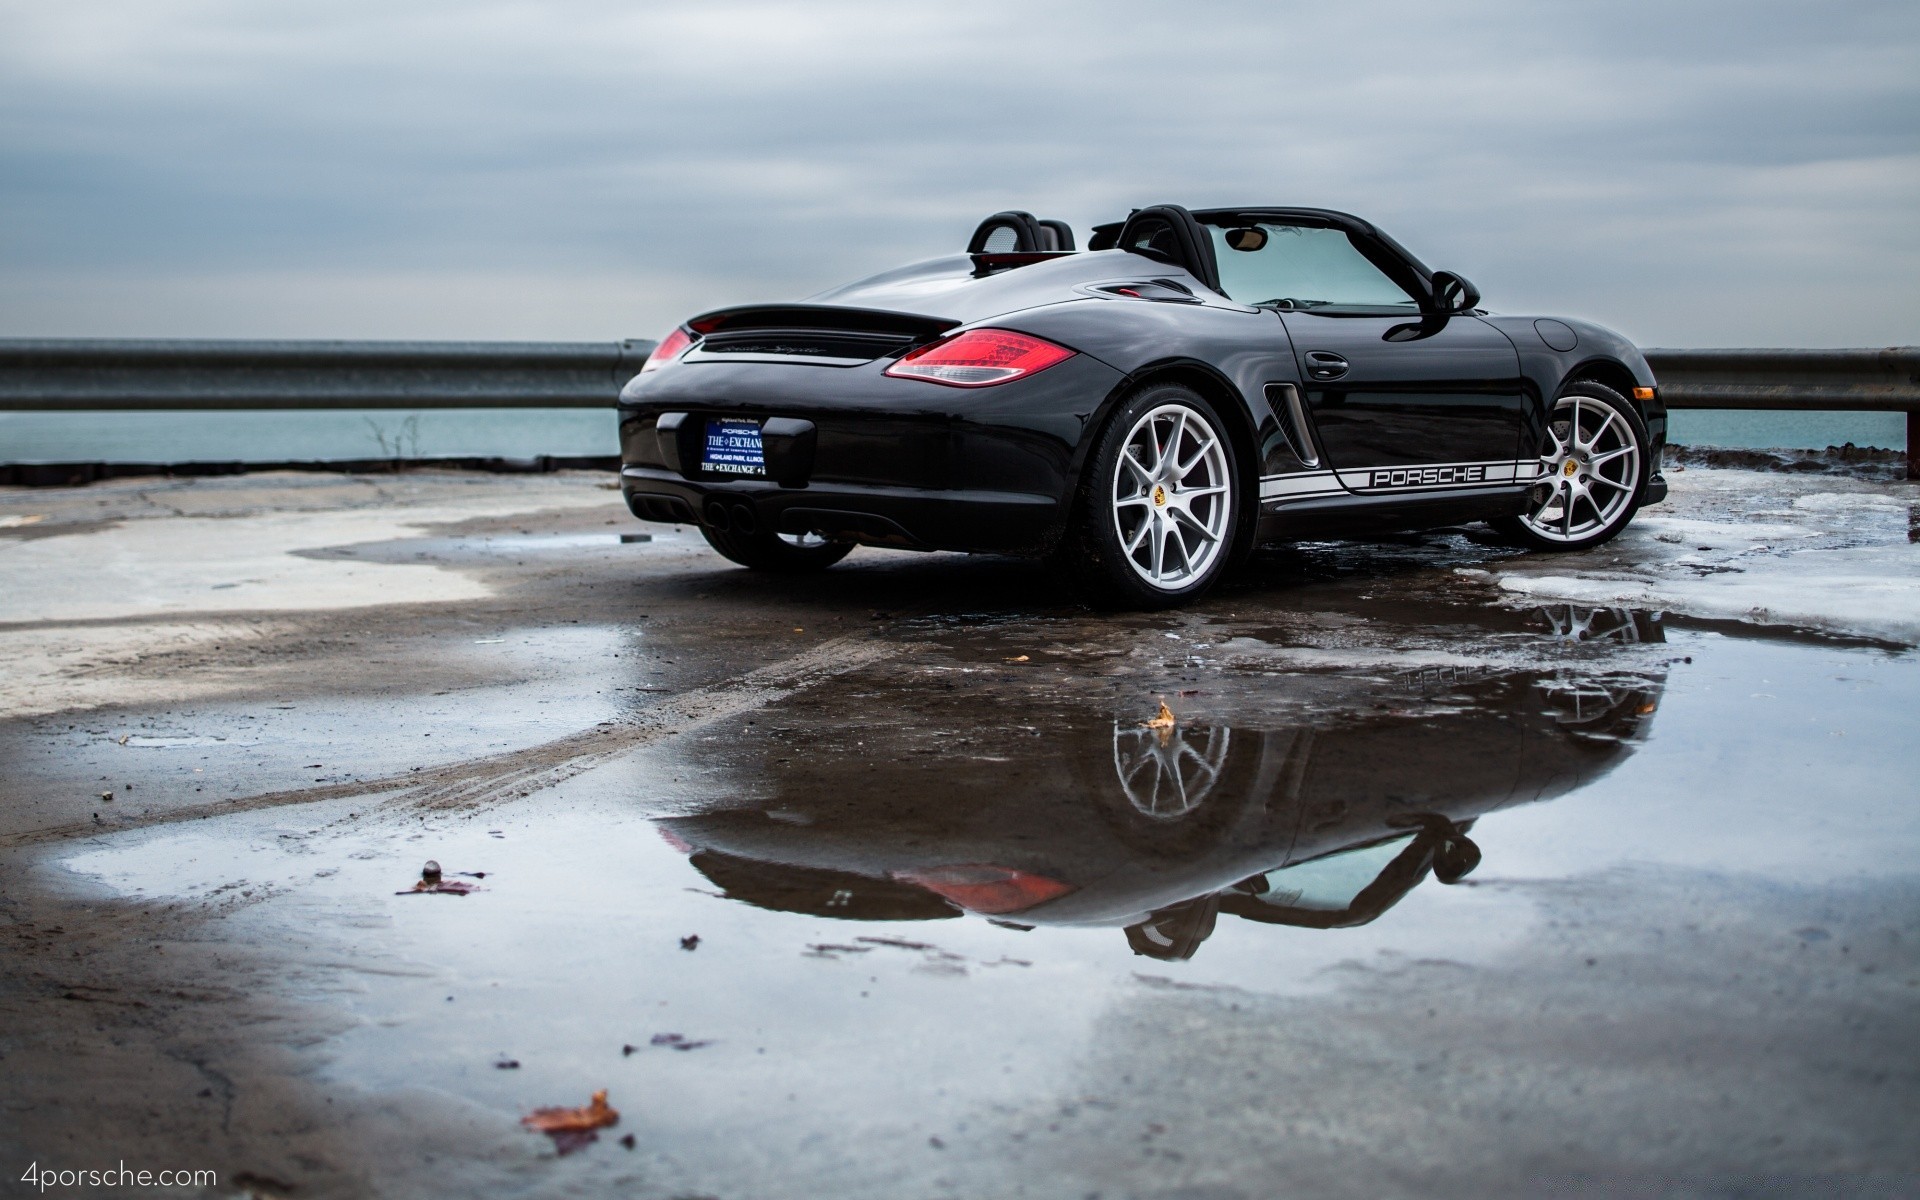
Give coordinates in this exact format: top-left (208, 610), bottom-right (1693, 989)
top-left (48, 609), bottom-right (1920, 1190)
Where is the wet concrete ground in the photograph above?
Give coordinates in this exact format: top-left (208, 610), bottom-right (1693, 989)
top-left (1, 467), bottom-right (1917, 1198)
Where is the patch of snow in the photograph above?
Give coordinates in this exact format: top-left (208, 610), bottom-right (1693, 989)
top-left (1494, 468), bottom-right (1920, 645)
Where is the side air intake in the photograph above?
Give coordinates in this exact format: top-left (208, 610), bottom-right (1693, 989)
top-left (1265, 383), bottom-right (1320, 468)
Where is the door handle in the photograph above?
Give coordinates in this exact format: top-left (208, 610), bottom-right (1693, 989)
top-left (1304, 351), bottom-right (1349, 381)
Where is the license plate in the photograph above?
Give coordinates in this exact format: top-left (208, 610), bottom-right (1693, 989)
top-left (702, 418), bottom-right (765, 477)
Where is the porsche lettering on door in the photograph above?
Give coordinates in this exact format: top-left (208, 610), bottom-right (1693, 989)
top-left (1369, 464), bottom-right (1487, 488)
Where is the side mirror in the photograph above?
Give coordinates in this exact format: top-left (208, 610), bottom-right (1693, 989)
top-left (1429, 270), bottom-right (1480, 313)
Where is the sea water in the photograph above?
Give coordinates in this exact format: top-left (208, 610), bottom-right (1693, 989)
top-left (0, 408), bottom-right (1904, 466)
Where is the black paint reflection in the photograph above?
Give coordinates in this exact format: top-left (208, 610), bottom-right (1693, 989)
top-left (658, 608), bottom-right (1668, 961)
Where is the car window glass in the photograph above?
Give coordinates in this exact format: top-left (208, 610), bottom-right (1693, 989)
top-left (1206, 223), bottom-right (1419, 312)
top-left (1248, 835), bottom-right (1414, 911)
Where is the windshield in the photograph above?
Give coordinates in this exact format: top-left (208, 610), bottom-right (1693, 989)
top-left (1247, 835), bottom-right (1416, 912)
top-left (1204, 222), bottom-right (1420, 313)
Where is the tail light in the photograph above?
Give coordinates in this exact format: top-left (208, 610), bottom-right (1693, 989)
top-left (891, 864), bottom-right (1075, 915)
top-left (655, 825), bottom-right (694, 854)
top-left (640, 327), bottom-right (696, 372)
top-left (883, 328), bottom-right (1075, 388)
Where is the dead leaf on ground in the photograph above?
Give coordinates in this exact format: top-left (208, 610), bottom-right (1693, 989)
top-left (1144, 701), bottom-right (1177, 730)
top-left (1005, 655), bottom-right (1030, 663)
top-left (397, 859), bottom-right (482, 895)
top-left (398, 879), bottom-right (479, 896)
top-left (522, 1089), bottom-right (619, 1154)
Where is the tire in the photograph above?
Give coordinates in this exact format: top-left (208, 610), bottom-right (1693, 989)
top-left (1086, 718), bottom-right (1262, 860)
top-left (1493, 381), bottom-right (1648, 552)
top-left (1059, 383), bottom-right (1244, 609)
top-left (699, 525), bottom-right (853, 573)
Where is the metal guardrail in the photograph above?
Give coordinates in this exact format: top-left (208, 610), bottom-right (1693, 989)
top-left (1644, 347), bottom-right (1920, 413)
top-left (3, 339), bottom-right (1910, 412)
top-left (1644, 347), bottom-right (1917, 479)
top-left (0, 338), bottom-right (656, 411)
top-left (1, 339), bottom-right (1915, 476)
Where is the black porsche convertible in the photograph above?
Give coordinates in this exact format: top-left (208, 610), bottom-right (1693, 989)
top-left (617, 204), bottom-right (1667, 607)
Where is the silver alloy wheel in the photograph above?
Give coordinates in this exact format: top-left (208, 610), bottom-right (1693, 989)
top-left (1533, 673), bottom-right (1650, 735)
top-left (1519, 393), bottom-right (1642, 543)
top-left (1112, 722), bottom-right (1232, 820)
top-left (1110, 403), bottom-right (1233, 589)
top-left (1539, 605), bottom-right (1655, 644)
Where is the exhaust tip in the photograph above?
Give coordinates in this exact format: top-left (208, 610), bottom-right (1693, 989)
top-left (730, 502), bottom-right (759, 535)
top-left (702, 498), bottom-right (732, 531)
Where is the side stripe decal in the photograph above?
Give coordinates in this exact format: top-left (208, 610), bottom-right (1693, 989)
top-left (1259, 460), bottom-right (1538, 503)
top-left (1258, 471), bottom-right (1340, 500)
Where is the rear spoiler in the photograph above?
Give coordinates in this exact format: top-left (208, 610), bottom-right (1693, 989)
top-left (686, 304), bottom-right (959, 340)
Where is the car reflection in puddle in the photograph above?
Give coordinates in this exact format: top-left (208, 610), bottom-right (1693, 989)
top-left (660, 606), bottom-right (1667, 961)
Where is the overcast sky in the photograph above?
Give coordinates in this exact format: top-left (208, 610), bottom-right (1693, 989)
top-left (1, 0), bottom-right (1915, 347)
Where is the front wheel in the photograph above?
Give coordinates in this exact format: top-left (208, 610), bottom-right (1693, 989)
top-left (1059, 384), bottom-right (1242, 609)
top-left (1494, 381), bottom-right (1648, 552)
top-left (699, 525), bottom-right (853, 573)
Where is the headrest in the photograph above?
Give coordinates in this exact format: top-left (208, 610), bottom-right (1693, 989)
top-left (968, 211), bottom-right (1077, 254)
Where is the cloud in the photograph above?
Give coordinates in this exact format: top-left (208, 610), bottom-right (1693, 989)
top-left (1, 0), bottom-right (1915, 343)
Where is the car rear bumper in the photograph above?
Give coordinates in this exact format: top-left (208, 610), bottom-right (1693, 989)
top-left (619, 466), bottom-right (1063, 554)
top-left (615, 353), bottom-right (1127, 554)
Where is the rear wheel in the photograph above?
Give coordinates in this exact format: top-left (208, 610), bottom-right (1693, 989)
top-left (1495, 381), bottom-right (1647, 552)
top-left (699, 525), bottom-right (853, 573)
top-left (1060, 384), bottom-right (1242, 609)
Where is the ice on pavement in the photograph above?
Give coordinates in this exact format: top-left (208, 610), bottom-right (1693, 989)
top-left (1489, 466), bottom-right (1920, 645)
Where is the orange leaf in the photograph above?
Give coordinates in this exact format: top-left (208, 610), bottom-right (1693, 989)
top-left (1144, 701), bottom-right (1176, 730)
top-left (522, 1089), bottom-right (620, 1133)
